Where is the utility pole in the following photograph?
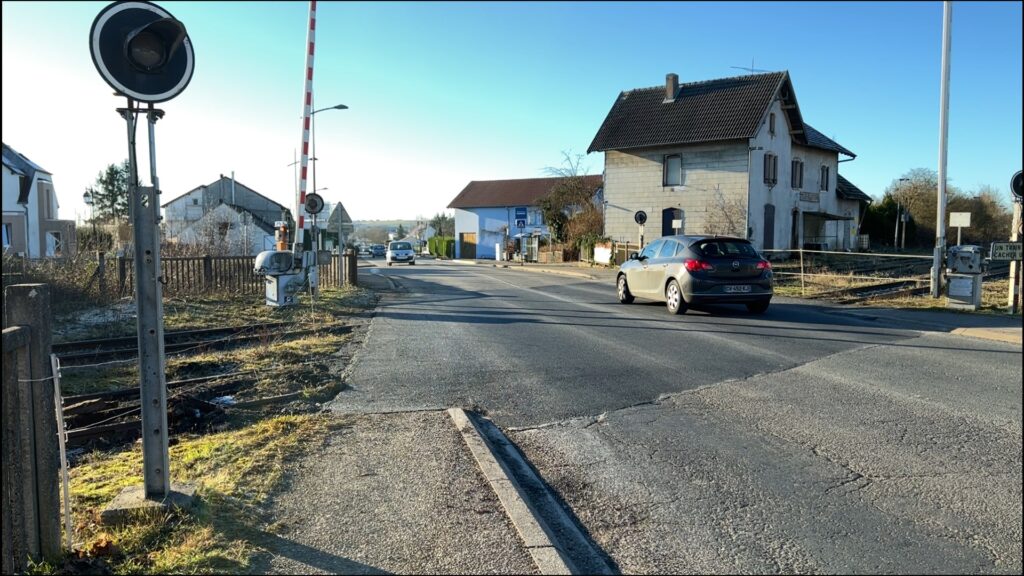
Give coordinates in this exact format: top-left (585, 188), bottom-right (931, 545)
top-left (931, 1), bottom-right (952, 298)
top-left (894, 202), bottom-right (901, 250)
top-left (1009, 200), bottom-right (1022, 313)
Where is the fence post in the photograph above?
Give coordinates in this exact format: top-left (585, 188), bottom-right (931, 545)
top-left (203, 255), bottom-right (213, 290)
top-left (118, 254), bottom-right (127, 296)
top-left (343, 249), bottom-right (358, 286)
top-left (97, 251), bottom-right (107, 299)
top-left (3, 284), bottom-right (61, 562)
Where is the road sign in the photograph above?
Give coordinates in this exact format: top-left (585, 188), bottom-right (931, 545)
top-left (515, 219), bottom-right (526, 229)
top-left (515, 207), bottom-right (528, 221)
top-left (990, 242), bottom-right (1022, 261)
top-left (1012, 170), bottom-right (1022, 202)
top-left (949, 212), bottom-right (971, 227)
top-left (634, 210), bottom-right (647, 225)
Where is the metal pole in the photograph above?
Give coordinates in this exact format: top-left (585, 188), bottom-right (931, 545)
top-left (50, 355), bottom-right (72, 551)
top-left (957, 226), bottom-right (961, 246)
top-left (894, 202), bottom-right (900, 249)
top-left (932, 0), bottom-right (953, 298)
top-left (121, 100), bottom-right (170, 498)
top-left (1009, 201), bottom-right (1022, 313)
top-left (901, 212), bottom-right (907, 250)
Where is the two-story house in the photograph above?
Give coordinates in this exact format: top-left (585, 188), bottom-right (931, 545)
top-left (447, 176), bottom-right (603, 260)
top-left (2, 143), bottom-right (76, 258)
top-left (589, 71), bottom-right (871, 253)
top-left (162, 174), bottom-right (290, 255)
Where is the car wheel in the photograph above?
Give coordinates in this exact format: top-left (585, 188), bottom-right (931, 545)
top-left (410, 261), bottom-right (415, 266)
top-left (617, 274), bottom-right (634, 304)
top-left (746, 299), bottom-right (770, 314)
top-left (387, 262), bottom-right (392, 267)
top-left (666, 279), bottom-right (687, 315)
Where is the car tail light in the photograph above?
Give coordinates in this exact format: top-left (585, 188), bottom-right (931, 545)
top-left (684, 259), bottom-right (714, 272)
top-left (756, 260), bottom-right (772, 270)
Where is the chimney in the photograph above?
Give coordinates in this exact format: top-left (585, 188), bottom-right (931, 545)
top-left (665, 73), bottom-right (679, 102)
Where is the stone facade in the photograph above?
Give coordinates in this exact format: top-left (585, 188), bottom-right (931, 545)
top-left (601, 97), bottom-right (862, 252)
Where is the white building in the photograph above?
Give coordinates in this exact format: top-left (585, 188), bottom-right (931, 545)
top-left (2, 143), bottom-right (76, 258)
top-left (589, 71), bottom-right (871, 252)
top-left (162, 174), bottom-right (289, 255)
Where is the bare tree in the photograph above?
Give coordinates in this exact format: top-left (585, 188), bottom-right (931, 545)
top-left (538, 150), bottom-right (602, 246)
top-left (704, 186), bottom-right (746, 237)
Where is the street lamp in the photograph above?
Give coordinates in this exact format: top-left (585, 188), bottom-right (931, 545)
top-left (82, 189), bottom-right (97, 236)
top-left (310, 103), bottom-right (348, 200)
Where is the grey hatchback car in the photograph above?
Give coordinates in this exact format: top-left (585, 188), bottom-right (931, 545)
top-left (616, 235), bottom-right (773, 314)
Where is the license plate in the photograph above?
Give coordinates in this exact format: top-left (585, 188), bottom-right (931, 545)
top-left (724, 285), bottom-right (751, 293)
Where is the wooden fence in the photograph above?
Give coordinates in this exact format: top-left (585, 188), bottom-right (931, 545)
top-left (116, 253), bottom-right (349, 297)
top-left (2, 284), bottom-right (62, 573)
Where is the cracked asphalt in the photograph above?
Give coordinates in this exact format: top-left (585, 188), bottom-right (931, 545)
top-left (328, 260), bottom-right (1022, 574)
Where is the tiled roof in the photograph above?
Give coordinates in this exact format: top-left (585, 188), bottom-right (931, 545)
top-left (803, 124), bottom-right (856, 158)
top-left (836, 174), bottom-right (871, 203)
top-left (588, 72), bottom-right (787, 153)
top-left (2, 143), bottom-right (51, 204)
top-left (447, 175), bottom-right (603, 209)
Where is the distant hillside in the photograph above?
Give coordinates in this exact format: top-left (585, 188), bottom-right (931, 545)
top-left (352, 220), bottom-right (420, 230)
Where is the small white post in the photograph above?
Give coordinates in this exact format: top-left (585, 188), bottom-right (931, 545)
top-left (50, 354), bottom-right (72, 551)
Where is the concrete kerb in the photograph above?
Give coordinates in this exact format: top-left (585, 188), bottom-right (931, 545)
top-left (950, 327), bottom-right (1023, 345)
top-left (449, 408), bottom-right (579, 575)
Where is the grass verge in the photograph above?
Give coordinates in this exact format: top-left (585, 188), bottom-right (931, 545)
top-left (31, 286), bottom-right (377, 574)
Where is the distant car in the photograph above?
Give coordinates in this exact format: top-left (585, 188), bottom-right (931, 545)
top-left (616, 235), bottom-right (773, 314)
top-left (358, 245), bottom-right (371, 256)
top-left (386, 241), bottom-right (416, 266)
top-left (371, 244), bottom-right (386, 258)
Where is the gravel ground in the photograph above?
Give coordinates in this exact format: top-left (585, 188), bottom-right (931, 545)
top-left (255, 410), bottom-right (536, 575)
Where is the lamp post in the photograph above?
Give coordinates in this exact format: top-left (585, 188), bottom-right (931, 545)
top-left (894, 178), bottom-right (909, 251)
top-left (310, 103), bottom-right (348, 204)
top-left (83, 189), bottom-right (97, 238)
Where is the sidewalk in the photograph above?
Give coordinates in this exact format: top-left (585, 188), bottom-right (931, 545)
top-left (257, 410), bottom-right (537, 575)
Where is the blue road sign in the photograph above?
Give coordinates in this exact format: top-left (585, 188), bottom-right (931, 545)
top-left (515, 219), bottom-right (526, 229)
top-left (515, 206), bottom-right (528, 221)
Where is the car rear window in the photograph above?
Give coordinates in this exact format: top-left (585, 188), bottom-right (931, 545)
top-left (697, 240), bottom-right (758, 258)
top-left (389, 242), bottom-right (411, 251)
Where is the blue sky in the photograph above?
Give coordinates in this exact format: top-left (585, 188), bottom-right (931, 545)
top-left (2, 1), bottom-right (1021, 222)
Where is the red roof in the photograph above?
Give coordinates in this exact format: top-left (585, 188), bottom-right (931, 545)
top-left (447, 175), bottom-right (603, 209)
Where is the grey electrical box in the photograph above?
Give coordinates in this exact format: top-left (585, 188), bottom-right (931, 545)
top-left (946, 273), bottom-right (982, 310)
top-left (946, 245), bottom-right (985, 275)
top-left (254, 250), bottom-right (294, 275)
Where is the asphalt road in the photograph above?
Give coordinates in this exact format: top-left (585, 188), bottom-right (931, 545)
top-left (330, 259), bottom-right (1023, 574)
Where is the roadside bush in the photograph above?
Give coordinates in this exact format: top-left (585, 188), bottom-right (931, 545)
top-left (428, 236), bottom-right (454, 258)
top-left (2, 252), bottom-right (109, 315)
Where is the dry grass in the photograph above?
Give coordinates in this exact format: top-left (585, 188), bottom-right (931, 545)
top-left (43, 414), bottom-right (351, 575)
top-left (28, 287), bottom-right (379, 574)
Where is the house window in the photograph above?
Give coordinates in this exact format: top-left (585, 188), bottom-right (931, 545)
top-left (45, 231), bottom-right (62, 257)
top-left (2, 223), bottom-right (11, 251)
top-left (769, 113), bottom-right (776, 136)
top-left (528, 209), bottom-right (543, 226)
top-left (791, 159), bottom-right (804, 189)
top-left (763, 153), bottom-right (778, 185)
top-left (820, 165), bottom-right (830, 191)
top-left (192, 198), bottom-right (199, 205)
top-left (664, 154), bottom-right (682, 186)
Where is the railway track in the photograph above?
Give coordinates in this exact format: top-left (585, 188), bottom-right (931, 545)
top-left (834, 263), bottom-right (1011, 304)
top-left (52, 321), bottom-right (343, 366)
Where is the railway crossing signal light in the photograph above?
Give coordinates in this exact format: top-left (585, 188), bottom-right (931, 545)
top-left (90, 1), bottom-right (194, 103)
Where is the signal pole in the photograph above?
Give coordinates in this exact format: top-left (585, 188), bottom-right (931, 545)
top-left (931, 1), bottom-right (953, 298)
